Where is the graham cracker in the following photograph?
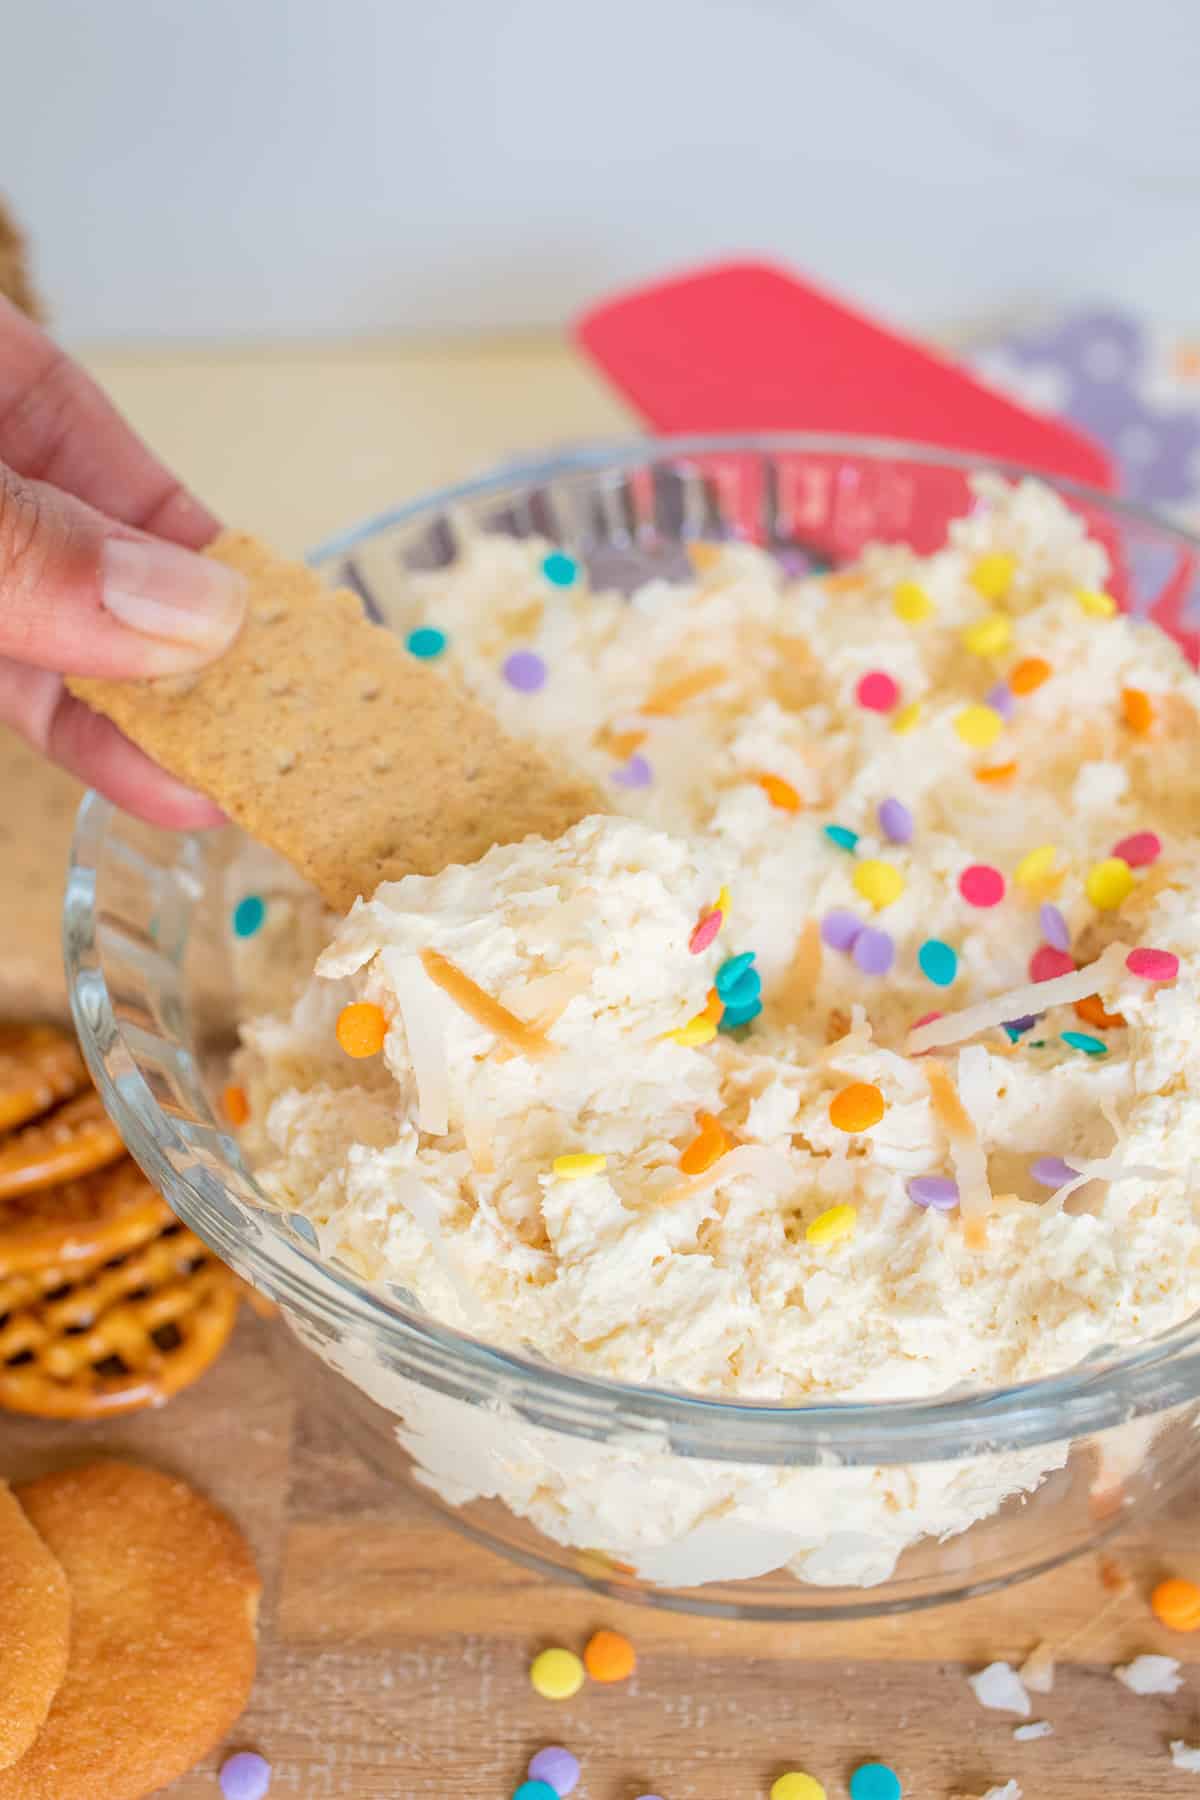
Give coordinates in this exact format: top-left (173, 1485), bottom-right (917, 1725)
top-left (69, 532), bottom-right (602, 911)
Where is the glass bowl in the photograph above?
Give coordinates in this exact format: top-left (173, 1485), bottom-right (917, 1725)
top-left (65, 434), bottom-right (1200, 1620)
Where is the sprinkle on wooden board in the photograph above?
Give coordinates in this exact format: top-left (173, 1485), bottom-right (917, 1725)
top-left (418, 947), bottom-right (558, 1057)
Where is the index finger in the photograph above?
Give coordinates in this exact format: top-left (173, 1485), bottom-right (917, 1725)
top-left (0, 297), bottom-right (218, 550)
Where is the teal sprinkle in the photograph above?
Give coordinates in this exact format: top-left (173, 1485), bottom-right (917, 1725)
top-left (1061, 1030), bottom-right (1108, 1057)
top-left (720, 969), bottom-right (762, 1011)
top-left (232, 895), bottom-right (266, 939)
top-left (823, 823), bottom-right (859, 853)
top-left (406, 625), bottom-right (447, 659)
top-left (541, 550), bottom-right (579, 587)
top-left (1003, 1024), bottom-right (1021, 1043)
top-left (720, 997), bottom-right (762, 1032)
top-left (917, 938), bottom-right (958, 987)
top-left (715, 952), bottom-right (756, 998)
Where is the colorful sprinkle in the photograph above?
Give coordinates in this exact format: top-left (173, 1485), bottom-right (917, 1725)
top-left (892, 581), bottom-right (932, 623)
top-left (689, 910), bottom-right (723, 955)
top-left (1077, 587), bottom-right (1117, 618)
top-left (1003, 1014), bottom-right (1039, 1035)
top-left (336, 1002), bottom-right (388, 1058)
top-left (806, 1203), bottom-right (857, 1245)
top-left (853, 859), bottom-right (905, 909)
top-left (963, 612), bottom-right (1013, 657)
top-left (1061, 1030), bottom-right (1108, 1057)
top-left (503, 649), bottom-right (548, 692)
top-left (1122, 686), bottom-right (1155, 734)
top-left (758, 772), bottom-right (803, 811)
top-left (719, 998), bottom-right (763, 1032)
top-left (953, 704), bottom-right (1005, 750)
top-left (958, 864), bottom-right (1005, 908)
top-left (680, 1111), bottom-right (734, 1176)
top-left (527, 1747), bottom-right (581, 1797)
top-left (853, 927), bottom-right (895, 975)
top-left (918, 939), bottom-right (958, 986)
top-left (232, 895), bottom-right (266, 938)
top-left (405, 625), bottom-right (446, 659)
top-left (721, 970), bottom-right (762, 1014)
top-left (974, 761), bottom-right (1017, 785)
top-left (1039, 903), bottom-right (1071, 952)
top-left (969, 552), bottom-right (1016, 602)
top-left (702, 987), bottom-right (724, 1024)
top-left (849, 1763), bottom-right (902, 1800)
top-left (1016, 845), bottom-right (1059, 889)
top-left (891, 701), bottom-right (922, 735)
top-left (1075, 993), bottom-right (1126, 1030)
top-left (984, 679), bottom-right (1015, 721)
top-left (878, 797), bottom-right (913, 844)
top-left (583, 1628), bottom-right (637, 1682)
top-left (666, 1015), bottom-right (718, 1047)
top-left (824, 823), bottom-right (860, 853)
top-left (1030, 945), bottom-right (1075, 982)
top-left (529, 1648), bottom-right (585, 1699)
top-left (222, 1083), bottom-right (250, 1127)
top-left (219, 1753), bottom-right (272, 1800)
top-left (611, 753), bottom-right (653, 789)
top-left (1086, 857), bottom-right (1135, 911)
top-left (552, 1153), bottom-right (607, 1179)
top-left (1151, 1577), bottom-right (1200, 1632)
top-left (1112, 830), bottom-right (1161, 868)
top-left (771, 1776), bottom-right (827, 1800)
top-left (686, 540), bottom-right (724, 574)
top-left (829, 1083), bottom-right (885, 1133)
top-left (514, 1782), bottom-right (559, 1800)
top-left (907, 1174), bottom-right (959, 1211)
top-left (1010, 655), bottom-right (1052, 694)
top-left (541, 550), bottom-right (579, 587)
top-left (1031, 1155), bottom-right (1077, 1188)
top-left (1127, 947), bottom-right (1180, 982)
top-left (821, 910), bottom-right (864, 952)
top-left (856, 671), bottom-right (900, 713)
top-left (716, 953), bottom-right (756, 996)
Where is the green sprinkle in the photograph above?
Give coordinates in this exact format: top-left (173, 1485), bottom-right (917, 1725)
top-left (1029, 1039), bottom-right (1047, 1048)
top-left (1061, 1030), bottom-right (1108, 1057)
top-left (823, 823), bottom-right (860, 853)
top-left (406, 626), bottom-right (447, 659)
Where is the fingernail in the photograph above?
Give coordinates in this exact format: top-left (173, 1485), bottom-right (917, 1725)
top-left (100, 536), bottom-right (246, 663)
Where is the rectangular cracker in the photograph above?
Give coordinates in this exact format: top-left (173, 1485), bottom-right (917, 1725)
top-left (68, 532), bottom-right (602, 912)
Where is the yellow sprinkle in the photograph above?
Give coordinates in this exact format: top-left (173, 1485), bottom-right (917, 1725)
top-left (962, 611), bottom-right (1014, 657)
top-left (891, 700), bottom-right (922, 735)
top-left (1015, 844), bottom-right (1060, 888)
top-left (969, 552), bottom-right (1016, 602)
top-left (853, 859), bottom-right (905, 910)
top-left (552, 1152), bottom-right (608, 1179)
top-left (953, 703), bottom-right (1005, 749)
top-left (1086, 857), bottom-right (1135, 911)
top-left (806, 1203), bottom-right (857, 1246)
top-left (715, 884), bottom-right (732, 919)
top-left (665, 1015), bottom-right (718, 1047)
top-left (1077, 588), bottom-right (1117, 618)
top-left (892, 580), bottom-right (933, 623)
top-left (529, 1647), bottom-right (586, 1699)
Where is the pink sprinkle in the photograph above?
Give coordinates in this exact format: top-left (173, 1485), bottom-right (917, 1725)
top-left (1126, 947), bottom-right (1180, 982)
top-left (856, 670), bottom-right (900, 713)
top-left (1030, 944), bottom-right (1076, 983)
top-left (1112, 830), bottom-right (1161, 868)
top-left (958, 864), bottom-right (1006, 908)
top-left (688, 910), bottom-right (723, 955)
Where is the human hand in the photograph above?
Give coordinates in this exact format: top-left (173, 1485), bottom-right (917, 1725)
top-left (0, 296), bottom-right (246, 827)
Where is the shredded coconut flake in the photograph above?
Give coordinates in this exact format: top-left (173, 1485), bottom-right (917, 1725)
top-left (968, 1661), bottom-right (1032, 1717)
top-left (389, 954), bottom-right (451, 1135)
top-left (1115, 1653), bottom-right (1183, 1694)
top-left (927, 1061), bottom-right (993, 1221)
top-left (1172, 1742), bottom-right (1200, 1773)
top-left (1018, 1643), bottom-right (1056, 1693)
top-left (1012, 1721), bottom-right (1053, 1741)
top-left (907, 945), bottom-right (1128, 1053)
top-left (419, 947), bottom-right (557, 1058)
top-left (656, 1143), bottom-right (793, 1208)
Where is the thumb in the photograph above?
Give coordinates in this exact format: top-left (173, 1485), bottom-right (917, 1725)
top-left (0, 459), bottom-right (245, 679)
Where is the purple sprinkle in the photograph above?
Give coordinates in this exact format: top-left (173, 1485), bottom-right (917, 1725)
top-left (853, 925), bottom-right (895, 975)
top-left (503, 648), bottom-right (548, 693)
top-left (219, 1753), bottom-right (271, 1800)
top-left (1039, 902), bottom-right (1071, 952)
top-left (1031, 1155), bottom-right (1078, 1189)
top-left (1004, 1013), bottom-right (1040, 1033)
top-left (611, 753), bottom-right (652, 789)
top-left (986, 680), bottom-right (1016, 722)
top-left (908, 1175), bottom-right (960, 1211)
top-left (820, 908), bottom-right (864, 952)
top-left (528, 1746), bottom-right (581, 1796)
top-left (878, 796), bottom-right (914, 844)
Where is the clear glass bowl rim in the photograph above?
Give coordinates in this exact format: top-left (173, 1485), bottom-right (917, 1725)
top-left (65, 430), bottom-right (1200, 1468)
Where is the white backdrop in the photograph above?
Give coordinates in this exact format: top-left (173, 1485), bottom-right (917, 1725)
top-left (6, 0), bottom-right (1200, 342)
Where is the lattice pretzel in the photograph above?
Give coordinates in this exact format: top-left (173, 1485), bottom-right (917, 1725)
top-left (0, 1088), bottom-right (125, 1198)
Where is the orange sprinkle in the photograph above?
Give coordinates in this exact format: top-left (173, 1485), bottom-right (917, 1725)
top-left (680, 1110), bottom-right (734, 1176)
top-left (973, 761), bottom-right (1018, 785)
top-left (1010, 656), bottom-right (1052, 695)
top-left (597, 726), bottom-right (647, 762)
top-left (641, 665), bottom-right (727, 716)
top-left (823, 570), bottom-right (866, 594)
top-left (702, 987), bottom-right (724, 1024)
top-left (1122, 686), bottom-right (1155, 735)
top-left (828, 1082), bottom-right (885, 1133)
top-left (1151, 1577), bottom-right (1200, 1631)
top-left (222, 1083), bottom-right (249, 1126)
top-left (756, 772), bottom-right (803, 812)
top-left (584, 1628), bottom-right (637, 1682)
top-left (335, 1002), bottom-right (388, 1059)
top-left (418, 949), bottom-right (556, 1058)
top-left (686, 540), bottom-right (723, 574)
top-left (1075, 994), bottom-right (1127, 1031)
